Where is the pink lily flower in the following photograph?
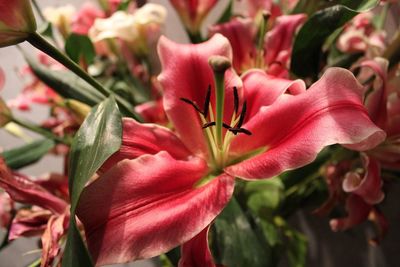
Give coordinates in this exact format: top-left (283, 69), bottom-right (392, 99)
top-left (0, 190), bottom-right (13, 228)
top-left (76, 34), bottom-right (385, 266)
top-left (210, 14), bottom-right (306, 77)
top-left (0, 0), bottom-right (36, 47)
top-left (169, 0), bottom-right (217, 34)
top-left (0, 159), bottom-right (70, 266)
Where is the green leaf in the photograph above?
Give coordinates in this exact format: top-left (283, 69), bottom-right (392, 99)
top-left (217, 0), bottom-right (234, 24)
top-left (65, 33), bottom-right (96, 65)
top-left (1, 139), bottom-right (55, 169)
top-left (212, 198), bottom-right (272, 267)
top-left (245, 178), bottom-right (284, 219)
top-left (117, 0), bottom-right (131, 11)
top-left (285, 228), bottom-right (307, 267)
top-left (23, 51), bottom-right (105, 106)
top-left (62, 97), bottom-right (122, 267)
top-left (290, 0), bottom-right (379, 79)
top-left (37, 22), bottom-right (54, 38)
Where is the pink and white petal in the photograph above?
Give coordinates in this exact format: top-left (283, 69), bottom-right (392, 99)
top-left (77, 152), bottom-right (234, 266)
top-left (342, 154), bottom-right (384, 204)
top-left (179, 226), bottom-right (215, 267)
top-left (209, 18), bottom-right (256, 73)
top-left (40, 211), bottom-right (69, 267)
top-left (358, 57), bottom-right (389, 128)
top-left (329, 195), bottom-right (371, 231)
top-left (264, 14), bottom-right (307, 69)
top-left (242, 69), bottom-right (306, 118)
top-left (0, 191), bottom-right (13, 228)
top-left (102, 118), bottom-right (192, 171)
top-left (157, 34), bottom-right (241, 157)
top-left (0, 159), bottom-right (68, 214)
top-left (226, 68), bottom-right (386, 179)
top-left (9, 209), bottom-right (51, 240)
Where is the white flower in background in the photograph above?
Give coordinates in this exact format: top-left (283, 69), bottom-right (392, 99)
top-left (89, 3), bottom-right (167, 56)
top-left (43, 5), bottom-right (76, 38)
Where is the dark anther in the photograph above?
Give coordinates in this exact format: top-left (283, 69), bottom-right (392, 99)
top-left (202, 121), bottom-right (216, 129)
top-left (237, 101), bottom-right (247, 128)
top-left (180, 98), bottom-right (203, 115)
top-left (233, 86), bottom-right (239, 114)
top-left (203, 85), bottom-right (211, 118)
top-left (229, 127), bottom-right (252, 136)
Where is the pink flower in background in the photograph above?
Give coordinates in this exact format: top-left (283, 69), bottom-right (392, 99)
top-left (337, 13), bottom-right (386, 56)
top-left (0, 159), bottom-right (70, 266)
top-left (169, 0), bottom-right (217, 34)
top-left (76, 34), bottom-right (384, 266)
top-left (71, 3), bottom-right (105, 35)
top-left (0, 0), bottom-right (37, 47)
top-left (264, 13), bottom-right (307, 77)
top-left (209, 17), bottom-right (257, 73)
top-left (210, 14), bottom-right (306, 76)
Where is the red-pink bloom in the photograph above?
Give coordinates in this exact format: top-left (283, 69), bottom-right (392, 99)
top-left (0, 0), bottom-right (36, 47)
top-left (209, 17), bottom-right (257, 73)
top-left (169, 0), bottom-right (217, 34)
top-left (0, 190), bottom-right (13, 228)
top-left (76, 34), bottom-right (385, 265)
top-left (337, 13), bottom-right (386, 57)
top-left (0, 159), bottom-right (70, 266)
top-left (210, 14), bottom-right (306, 76)
top-left (264, 14), bottom-right (307, 77)
top-left (71, 3), bottom-right (105, 35)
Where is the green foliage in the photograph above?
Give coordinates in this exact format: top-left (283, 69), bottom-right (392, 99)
top-left (290, 0), bottom-right (379, 79)
top-left (1, 139), bottom-right (55, 169)
top-left (24, 52), bottom-right (105, 106)
top-left (62, 97), bottom-right (122, 267)
top-left (212, 198), bottom-right (272, 267)
top-left (65, 33), bottom-right (96, 65)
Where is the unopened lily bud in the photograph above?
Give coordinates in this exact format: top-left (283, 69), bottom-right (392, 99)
top-left (0, 0), bottom-right (37, 47)
top-left (208, 56), bottom-right (232, 73)
top-left (65, 99), bottom-right (91, 123)
top-left (0, 98), bottom-right (11, 127)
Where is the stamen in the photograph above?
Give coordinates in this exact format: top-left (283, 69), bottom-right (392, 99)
top-left (229, 127), bottom-right (252, 135)
top-left (237, 101), bottom-right (247, 128)
top-left (233, 86), bottom-right (239, 114)
top-left (202, 121), bottom-right (215, 129)
top-left (203, 85), bottom-right (212, 118)
top-left (180, 97), bottom-right (203, 115)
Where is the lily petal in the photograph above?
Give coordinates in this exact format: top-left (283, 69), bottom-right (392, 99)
top-left (102, 118), bottom-right (191, 171)
top-left (9, 209), bottom-right (51, 240)
top-left (209, 18), bottom-right (256, 73)
top-left (242, 69), bottom-right (306, 119)
top-left (77, 151), bottom-right (234, 265)
top-left (157, 34), bottom-right (242, 157)
top-left (342, 154), bottom-right (384, 204)
top-left (330, 195), bottom-right (371, 231)
top-left (226, 68), bottom-right (386, 179)
top-left (179, 226), bottom-right (215, 267)
top-left (0, 159), bottom-right (68, 214)
top-left (265, 14), bottom-right (307, 77)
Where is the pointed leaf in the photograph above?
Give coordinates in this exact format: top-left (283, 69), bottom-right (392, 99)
top-left (23, 51), bottom-right (105, 106)
top-left (62, 97), bottom-right (122, 267)
top-left (290, 0), bottom-right (379, 78)
top-left (1, 139), bottom-right (55, 169)
top-left (65, 33), bottom-right (96, 65)
top-left (212, 198), bottom-right (271, 267)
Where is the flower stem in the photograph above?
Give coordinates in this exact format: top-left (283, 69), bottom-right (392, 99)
top-left (11, 116), bottom-right (71, 145)
top-left (26, 32), bottom-right (142, 121)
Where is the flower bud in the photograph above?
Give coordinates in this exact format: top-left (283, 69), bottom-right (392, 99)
top-left (0, 0), bottom-right (37, 47)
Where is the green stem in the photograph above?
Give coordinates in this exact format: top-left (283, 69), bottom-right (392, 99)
top-left (11, 116), bottom-right (71, 145)
top-left (31, 0), bottom-right (46, 22)
top-left (26, 33), bottom-right (142, 121)
top-left (284, 171), bottom-right (321, 197)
